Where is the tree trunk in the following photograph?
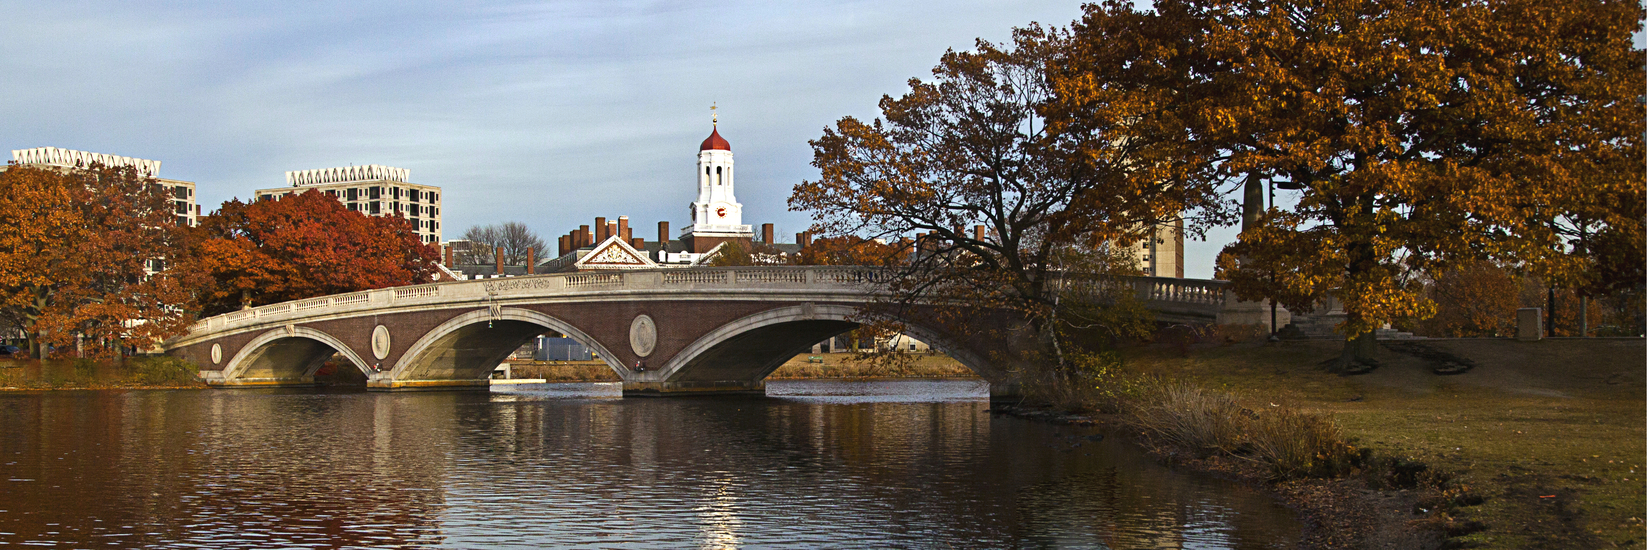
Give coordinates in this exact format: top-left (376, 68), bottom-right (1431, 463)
top-left (1328, 331), bottom-right (1379, 374)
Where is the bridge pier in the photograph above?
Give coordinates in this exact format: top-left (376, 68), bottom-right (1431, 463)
top-left (621, 380), bottom-right (767, 397)
top-left (366, 378), bottom-right (491, 392)
top-left (988, 381), bottom-right (1025, 404)
top-left (202, 375), bottom-right (319, 388)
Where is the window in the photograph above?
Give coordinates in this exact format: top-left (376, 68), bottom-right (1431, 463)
top-left (370, 202), bottom-right (381, 214)
top-left (346, 188), bottom-right (358, 201)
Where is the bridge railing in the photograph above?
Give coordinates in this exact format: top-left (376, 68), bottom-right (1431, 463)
top-left (182, 267), bottom-right (1236, 338)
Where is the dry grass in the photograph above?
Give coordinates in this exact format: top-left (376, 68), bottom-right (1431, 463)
top-left (1129, 381), bottom-right (1250, 457)
top-left (1246, 405), bottom-right (1362, 479)
top-left (769, 352), bottom-right (977, 379)
top-left (0, 356), bottom-right (203, 390)
top-left (506, 361), bottom-right (621, 381)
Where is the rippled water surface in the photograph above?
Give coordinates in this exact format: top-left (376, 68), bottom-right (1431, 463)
top-left (0, 380), bottom-right (1299, 548)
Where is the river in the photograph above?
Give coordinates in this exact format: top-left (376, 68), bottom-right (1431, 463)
top-left (0, 379), bottom-right (1300, 548)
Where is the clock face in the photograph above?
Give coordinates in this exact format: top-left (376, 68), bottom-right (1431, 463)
top-left (715, 207), bottom-right (727, 218)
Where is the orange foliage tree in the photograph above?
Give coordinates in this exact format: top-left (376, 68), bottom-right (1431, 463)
top-left (791, 236), bottom-right (903, 267)
top-left (1083, 0), bottom-right (1647, 369)
top-left (178, 190), bottom-right (440, 317)
top-left (0, 163), bottom-right (193, 358)
top-left (792, 26), bottom-right (1227, 373)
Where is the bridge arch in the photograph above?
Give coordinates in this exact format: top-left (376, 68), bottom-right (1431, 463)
top-left (388, 307), bottom-right (624, 384)
top-left (222, 326), bottom-right (373, 384)
top-left (652, 304), bottom-right (998, 385)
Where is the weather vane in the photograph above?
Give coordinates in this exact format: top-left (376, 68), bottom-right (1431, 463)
top-left (711, 102), bottom-right (718, 126)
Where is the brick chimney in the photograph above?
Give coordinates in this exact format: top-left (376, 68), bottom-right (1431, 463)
top-left (594, 217), bottom-right (607, 242)
top-left (658, 221), bottom-right (670, 247)
top-left (973, 225), bottom-right (985, 242)
top-left (607, 221), bottom-right (618, 243)
top-left (618, 216), bottom-right (631, 243)
top-left (494, 246), bottom-right (503, 275)
top-left (631, 237), bottom-right (645, 250)
top-left (761, 223), bottom-right (774, 244)
top-left (579, 225), bottom-right (591, 246)
top-left (526, 248), bottom-right (535, 274)
top-left (444, 243), bottom-right (454, 266)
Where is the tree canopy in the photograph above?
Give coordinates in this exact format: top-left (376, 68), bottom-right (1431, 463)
top-left (178, 190), bottom-right (440, 317)
top-left (0, 163), bottom-right (191, 358)
top-left (1132, 0), bottom-right (1648, 366)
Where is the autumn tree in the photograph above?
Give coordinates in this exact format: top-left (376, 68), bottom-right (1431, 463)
top-left (791, 236), bottom-right (904, 267)
top-left (1089, 0), bottom-right (1647, 370)
top-left (0, 163), bottom-right (192, 358)
top-left (178, 190), bottom-right (440, 317)
top-left (459, 222), bottom-right (547, 266)
top-left (791, 26), bottom-right (1229, 371)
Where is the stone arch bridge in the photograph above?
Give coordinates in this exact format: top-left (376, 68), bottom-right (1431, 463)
top-left (164, 267), bottom-right (1261, 398)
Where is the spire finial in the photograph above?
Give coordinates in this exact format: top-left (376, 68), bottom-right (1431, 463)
top-left (711, 102), bottom-right (718, 127)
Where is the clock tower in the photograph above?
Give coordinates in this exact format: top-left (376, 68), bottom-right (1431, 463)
top-left (683, 110), bottom-right (753, 252)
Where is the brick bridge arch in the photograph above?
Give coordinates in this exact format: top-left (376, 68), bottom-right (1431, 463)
top-left (389, 307), bottom-right (623, 385)
top-left (166, 267), bottom-right (1259, 398)
top-left (220, 325), bottom-right (373, 385)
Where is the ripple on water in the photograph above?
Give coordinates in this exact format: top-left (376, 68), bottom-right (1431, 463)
top-left (0, 380), bottom-right (1298, 548)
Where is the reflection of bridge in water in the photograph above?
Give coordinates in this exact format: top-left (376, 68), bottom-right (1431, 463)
top-left (164, 266), bottom-right (1268, 398)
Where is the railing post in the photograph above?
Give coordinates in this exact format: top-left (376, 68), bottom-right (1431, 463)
top-left (805, 268), bottom-right (816, 285)
top-left (726, 270), bottom-right (737, 285)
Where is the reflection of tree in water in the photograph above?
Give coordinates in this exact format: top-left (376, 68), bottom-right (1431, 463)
top-left (0, 390), bottom-right (456, 548)
top-left (0, 387), bottom-right (1299, 548)
top-left (434, 391), bottom-right (1296, 548)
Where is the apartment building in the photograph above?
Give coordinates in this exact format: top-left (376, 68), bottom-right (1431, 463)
top-left (7, 147), bottom-right (199, 227)
top-left (253, 164), bottom-right (442, 244)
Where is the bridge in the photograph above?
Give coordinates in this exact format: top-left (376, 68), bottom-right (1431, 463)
top-left (163, 266), bottom-right (1271, 399)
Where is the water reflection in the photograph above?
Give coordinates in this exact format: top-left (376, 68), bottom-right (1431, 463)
top-left (0, 381), bottom-right (1299, 548)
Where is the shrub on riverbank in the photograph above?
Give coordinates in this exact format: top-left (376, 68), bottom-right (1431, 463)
top-left (0, 356), bottom-right (203, 389)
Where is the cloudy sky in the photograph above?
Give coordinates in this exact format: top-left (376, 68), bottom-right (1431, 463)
top-left (0, 0), bottom-right (1261, 278)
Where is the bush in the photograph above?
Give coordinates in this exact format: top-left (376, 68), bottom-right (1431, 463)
top-left (127, 356), bottom-right (199, 386)
top-left (1130, 381), bottom-right (1249, 457)
top-left (1247, 406), bottom-right (1362, 478)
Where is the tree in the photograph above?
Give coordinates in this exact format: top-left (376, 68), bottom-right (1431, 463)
top-left (0, 163), bottom-right (192, 358)
top-left (178, 190), bottom-right (440, 317)
top-left (790, 26), bottom-right (1227, 371)
top-left (792, 236), bottom-right (904, 267)
top-left (1121, 0), bottom-right (1647, 369)
top-left (459, 222), bottom-right (546, 266)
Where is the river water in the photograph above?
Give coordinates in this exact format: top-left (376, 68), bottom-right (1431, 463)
top-left (0, 380), bottom-right (1300, 548)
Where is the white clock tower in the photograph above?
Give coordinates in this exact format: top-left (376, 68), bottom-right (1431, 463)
top-left (683, 109), bottom-right (753, 252)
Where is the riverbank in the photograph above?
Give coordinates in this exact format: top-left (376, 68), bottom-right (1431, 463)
top-left (0, 356), bottom-right (205, 390)
top-left (1101, 337), bottom-right (1645, 549)
top-left (505, 352), bottom-right (978, 382)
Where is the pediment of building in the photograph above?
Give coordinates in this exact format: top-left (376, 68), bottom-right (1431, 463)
top-left (574, 236), bottom-right (656, 270)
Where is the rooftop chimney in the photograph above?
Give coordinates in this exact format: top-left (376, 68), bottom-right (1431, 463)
top-left (761, 223), bottom-right (774, 244)
top-left (658, 221), bottom-right (670, 247)
top-left (594, 217), bottom-right (607, 242)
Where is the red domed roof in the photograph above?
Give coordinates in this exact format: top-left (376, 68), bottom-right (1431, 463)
top-left (700, 127), bottom-right (731, 151)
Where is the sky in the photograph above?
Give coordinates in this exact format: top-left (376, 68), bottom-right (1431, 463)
top-left (25, 1), bottom-right (1622, 280)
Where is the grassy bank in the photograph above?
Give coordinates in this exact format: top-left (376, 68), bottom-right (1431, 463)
top-left (0, 356), bottom-right (204, 390)
top-left (769, 352), bottom-right (977, 379)
top-left (504, 352), bottom-right (977, 382)
top-left (1113, 338), bottom-right (1645, 549)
